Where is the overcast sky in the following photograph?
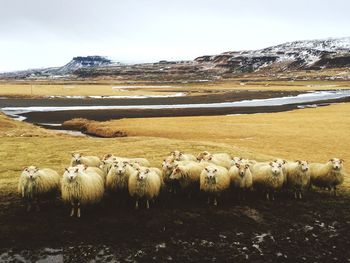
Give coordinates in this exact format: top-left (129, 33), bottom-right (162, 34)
top-left (0, 0), bottom-right (349, 72)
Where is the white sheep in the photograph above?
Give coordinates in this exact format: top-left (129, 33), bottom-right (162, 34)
top-left (75, 164), bottom-right (106, 183)
top-left (70, 153), bottom-right (101, 167)
top-left (106, 161), bottom-right (136, 194)
top-left (102, 153), bottom-right (150, 167)
top-left (229, 163), bottom-right (253, 199)
top-left (284, 160), bottom-right (310, 199)
top-left (61, 166), bottom-right (104, 217)
top-left (161, 157), bottom-right (181, 193)
top-left (170, 150), bottom-right (197, 162)
top-left (200, 165), bottom-right (230, 206)
top-left (128, 167), bottom-right (162, 209)
top-left (169, 161), bottom-right (203, 197)
top-left (201, 154), bottom-right (232, 169)
top-left (252, 162), bottom-right (284, 200)
top-left (18, 166), bottom-right (60, 212)
top-left (308, 158), bottom-right (345, 196)
top-left (197, 151), bottom-right (231, 162)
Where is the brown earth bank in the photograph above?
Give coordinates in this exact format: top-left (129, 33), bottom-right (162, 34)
top-left (0, 191), bottom-right (350, 262)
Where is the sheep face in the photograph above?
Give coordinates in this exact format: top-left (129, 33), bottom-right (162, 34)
top-left (274, 159), bottom-right (287, 166)
top-left (169, 166), bottom-right (182, 180)
top-left (296, 160), bottom-right (309, 172)
top-left (232, 156), bottom-right (243, 166)
top-left (113, 161), bottom-right (128, 175)
top-left (197, 151), bottom-right (210, 161)
top-left (162, 158), bottom-right (174, 170)
top-left (269, 162), bottom-right (283, 176)
top-left (329, 158), bottom-right (344, 171)
top-left (64, 167), bottom-right (80, 181)
top-left (22, 166), bottom-right (40, 180)
top-left (136, 168), bottom-right (150, 181)
top-left (204, 167), bottom-right (218, 184)
top-left (170, 151), bottom-right (183, 160)
top-left (236, 163), bottom-right (249, 177)
top-left (71, 153), bottom-right (82, 164)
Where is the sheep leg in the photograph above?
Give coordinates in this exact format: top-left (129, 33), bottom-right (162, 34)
top-left (294, 191), bottom-right (297, 199)
top-left (135, 200), bottom-right (139, 209)
top-left (266, 192), bottom-right (270, 201)
top-left (213, 197), bottom-right (218, 206)
top-left (334, 186), bottom-right (337, 197)
top-left (146, 200), bottom-right (150, 209)
top-left (299, 190), bottom-right (303, 199)
top-left (77, 203), bottom-right (81, 218)
top-left (70, 202), bottom-right (75, 217)
top-left (207, 196), bottom-right (210, 205)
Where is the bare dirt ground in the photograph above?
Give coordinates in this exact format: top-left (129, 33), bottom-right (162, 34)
top-left (1, 190), bottom-right (350, 262)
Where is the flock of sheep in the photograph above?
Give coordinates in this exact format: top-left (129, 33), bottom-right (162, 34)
top-left (18, 151), bottom-right (346, 217)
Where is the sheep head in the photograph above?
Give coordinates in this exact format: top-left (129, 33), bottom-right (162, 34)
top-left (23, 166), bottom-right (40, 180)
top-left (329, 158), bottom-right (344, 171)
top-left (64, 167), bottom-right (80, 181)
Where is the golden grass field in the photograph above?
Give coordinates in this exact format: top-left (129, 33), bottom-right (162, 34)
top-left (0, 102), bottom-right (349, 197)
top-left (0, 79), bottom-right (349, 98)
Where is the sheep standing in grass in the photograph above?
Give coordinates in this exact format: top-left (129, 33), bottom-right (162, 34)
top-left (106, 161), bottom-right (136, 195)
top-left (252, 162), bottom-right (284, 200)
top-left (229, 163), bottom-right (253, 199)
top-left (102, 153), bottom-right (150, 167)
top-left (70, 153), bottom-right (101, 167)
top-left (61, 166), bottom-right (104, 218)
top-left (170, 151), bottom-right (197, 162)
top-left (309, 158), bottom-right (345, 196)
top-left (200, 165), bottom-right (230, 206)
top-left (285, 160), bottom-right (310, 199)
top-left (197, 151), bottom-right (231, 162)
top-left (128, 167), bottom-right (162, 209)
top-left (201, 154), bottom-right (232, 170)
top-left (75, 164), bottom-right (106, 183)
top-left (169, 161), bottom-right (203, 197)
top-left (162, 157), bottom-right (180, 193)
top-left (18, 166), bottom-right (60, 212)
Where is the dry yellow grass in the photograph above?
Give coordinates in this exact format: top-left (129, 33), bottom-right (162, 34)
top-left (0, 103), bottom-right (349, 197)
top-left (0, 79), bottom-right (349, 98)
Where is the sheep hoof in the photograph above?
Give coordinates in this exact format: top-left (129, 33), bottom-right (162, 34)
top-left (77, 208), bottom-right (81, 218)
top-left (70, 208), bottom-right (74, 217)
top-left (146, 200), bottom-right (150, 209)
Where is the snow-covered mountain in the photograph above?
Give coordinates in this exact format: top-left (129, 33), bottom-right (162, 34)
top-left (0, 56), bottom-right (115, 79)
top-left (195, 37), bottom-right (350, 72)
top-left (1, 37), bottom-right (349, 80)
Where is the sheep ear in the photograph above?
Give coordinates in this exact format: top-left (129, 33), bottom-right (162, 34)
top-left (75, 168), bottom-right (79, 173)
top-left (295, 160), bottom-right (301, 164)
top-left (329, 158), bottom-right (334, 162)
top-left (235, 163), bottom-right (240, 168)
top-left (208, 156), bottom-right (212, 160)
top-left (340, 159), bottom-right (345, 163)
top-left (179, 152), bottom-right (183, 156)
top-left (283, 160), bottom-right (287, 164)
top-left (269, 162), bottom-right (273, 166)
top-left (65, 168), bottom-right (69, 172)
top-left (71, 153), bottom-right (75, 157)
top-left (245, 164), bottom-right (249, 169)
top-left (23, 166), bottom-right (28, 171)
top-left (146, 168), bottom-right (150, 173)
top-left (83, 164), bottom-right (88, 170)
top-left (214, 169), bottom-right (217, 172)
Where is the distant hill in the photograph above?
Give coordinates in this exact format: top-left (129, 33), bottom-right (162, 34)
top-left (1, 37), bottom-right (349, 80)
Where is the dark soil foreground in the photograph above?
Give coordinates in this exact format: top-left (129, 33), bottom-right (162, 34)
top-left (0, 191), bottom-right (350, 262)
